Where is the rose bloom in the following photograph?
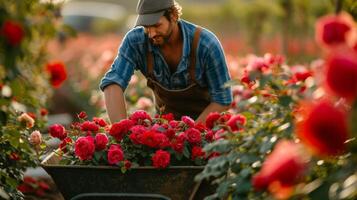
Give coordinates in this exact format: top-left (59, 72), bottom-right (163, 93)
top-left (315, 12), bottom-right (356, 49)
top-left (78, 111), bottom-right (87, 119)
top-left (48, 124), bottom-right (67, 140)
top-left (252, 140), bottom-right (309, 199)
top-left (40, 108), bottom-right (48, 116)
top-left (29, 130), bottom-right (42, 145)
top-left (181, 116), bottom-right (195, 127)
top-left (80, 121), bottom-right (99, 132)
top-left (325, 48), bottom-right (357, 101)
top-left (46, 61), bottom-right (67, 88)
top-left (74, 136), bottom-right (95, 160)
top-left (129, 110), bottom-right (152, 124)
top-left (226, 114), bottom-right (246, 132)
top-left (205, 112), bottom-right (221, 129)
top-left (191, 146), bottom-right (205, 160)
top-left (0, 20), bottom-right (24, 46)
top-left (109, 119), bottom-right (135, 141)
top-left (185, 128), bottom-right (201, 144)
top-left (141, 130), bottom-right (159, 148)
top-left (93, 117), bottom-right (107, 127)
top-left (107, 144), bottom-right (124, 165)
top-left (153, 133), bottom-right (170, 149)
top-left (17, 113), bottom-right (35, 128)
top-left (161, 113), bottom-right (174, 122)
top-left (95, 133), bottom-right (108, 151)
top-left (295, 100), bottom-right (350, 157)
top-left (152, 150), bottom-right (170, 168)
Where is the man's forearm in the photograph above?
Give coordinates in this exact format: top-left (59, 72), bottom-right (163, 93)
top-left (196, 102), bottom-right (230, 124)
top-left (103, 84), bottom-right (127, 124)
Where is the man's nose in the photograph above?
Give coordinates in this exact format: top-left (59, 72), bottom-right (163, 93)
top-left (146, 27), bottom-right (157, 38)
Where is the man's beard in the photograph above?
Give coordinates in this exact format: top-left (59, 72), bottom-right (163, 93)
top-left (150, 22), bottom-right (174, 46)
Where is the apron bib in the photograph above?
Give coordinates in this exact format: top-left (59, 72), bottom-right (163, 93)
top-left (145, 27), bottom-right (210, 120)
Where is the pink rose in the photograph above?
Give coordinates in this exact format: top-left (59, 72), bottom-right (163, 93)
top-left (29, 130), bottom-right (42, 145)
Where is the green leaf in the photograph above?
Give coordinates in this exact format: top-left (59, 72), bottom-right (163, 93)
top-left (278, 95), bottom-right (293, 107)
top-left (240, 154), bottom-right (259, 164)
top-left (183, 145), bottom-right (190, 158)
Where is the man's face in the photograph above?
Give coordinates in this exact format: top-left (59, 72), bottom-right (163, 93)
top-left (144, 16), bottom-right (174, 46)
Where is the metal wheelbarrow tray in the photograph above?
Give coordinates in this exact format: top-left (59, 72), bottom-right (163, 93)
top-left (41, 152), bottom-right (215, 200)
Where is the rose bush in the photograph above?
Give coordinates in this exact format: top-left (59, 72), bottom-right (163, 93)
top-left (0, 1), bottom-right (69, 199)
top-left (196, 11), bottom-right (357, 200)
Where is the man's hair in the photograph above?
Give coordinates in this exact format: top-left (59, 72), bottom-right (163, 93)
top-left (163, 1), bottom-right (182, 22)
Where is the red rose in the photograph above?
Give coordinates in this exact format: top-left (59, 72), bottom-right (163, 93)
top-left (191, 146), bottom-right (205, 160)
top-left (325, 48), bottom-right (357, 100)
top-left (142, 130), bottom-right (159, 148)
top-left (218, 113), bottom-right (232, 123)
top-left (74, 136), bottom-right (95, 160)
top-left (315, 12), bottom-right (355, 49)
top-left (152, 150), bottom-right (170, 168)
top-left (129, 110), bottom-right (152, 124)
top-left (0, 20), bottom-right (24, 46)
top-left (205, 130), bottom-right (214, 142)
top-left (46, 61), bottom-right (67, 88)
top-left (107, 144), bottom-right (124, 165)
top-left (226, 114), bottom-right (246, 132)
top-left (185, 128), bottom-right (201, 144)
top-left (59, 137), bottom-right (73, 153)
top-left (171, 139), bottom-right (184, 153)
top-left (9, 152), bottom-right (20, 161)
top-left (124, 160), bottom-right (132, 169)
top-left (93, 117), bottom-right (107, 127)
top-left (48, 124), bottom-right (67, 140)
top-left (95, 133), bottom-right (108, 151)
top-left (252, 140), bottom-right (308, 199)
top-left (296, 100), bottom-right (350, 157)
top-left (153, 133), bottom-right (170, 149)
top-left (40, 108), bottom-right (48, 116)
top-left (109, 119), bottom-right (135, 141)
top-left (81, 121), bottom-right (99, 132)
top-left (129, 125), bottom-right (146, 144)
top-left (164, 128), bottom-right (176, 139)
top-left (169, 120), bottom-right (179, 129)
top-left (161, 113), bottom-right (174, 121)
top-left (181, 116), bottom-right (195, 127)
top-left (78, 111), bottom-right (87, 119)
top-left (194, 122), bottom-right (207, 132)
top-left (205, 112), bottom-right (221, 129)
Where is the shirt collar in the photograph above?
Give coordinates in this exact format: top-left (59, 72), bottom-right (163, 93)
top-left (146, 20), bottom-right (192, 59)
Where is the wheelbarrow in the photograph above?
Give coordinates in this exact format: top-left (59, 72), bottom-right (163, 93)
top-left (41, 152), bottom-right (216, 200)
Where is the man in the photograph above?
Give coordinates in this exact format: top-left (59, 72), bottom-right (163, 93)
top-left (100, 0), bottom-right (232, 123)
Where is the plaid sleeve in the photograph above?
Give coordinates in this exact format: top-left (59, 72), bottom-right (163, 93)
top-left (200, 30), bottom-right (233, 105)
top-left (99, 33), bottom-right (136, 91)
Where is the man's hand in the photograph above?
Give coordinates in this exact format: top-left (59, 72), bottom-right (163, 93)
top-left (196, 102), bottom-right (230, 124)
top-left (103, 84), bottom-right (127, 124)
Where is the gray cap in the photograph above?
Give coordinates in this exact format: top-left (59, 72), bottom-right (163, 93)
top-left (135, 0), bottom-right (174, 26)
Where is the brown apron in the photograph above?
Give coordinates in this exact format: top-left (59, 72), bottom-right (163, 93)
top-left (145, 27), bottom-right (211, 120)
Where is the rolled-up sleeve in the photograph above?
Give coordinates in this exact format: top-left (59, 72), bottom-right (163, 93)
top-left (202, 32), bottom-right (233, 105)
top-left (99, 34), bottom-right (136, 91)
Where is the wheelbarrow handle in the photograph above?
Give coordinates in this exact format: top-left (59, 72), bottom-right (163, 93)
top-left (71, 192), bottom-right (171, 200)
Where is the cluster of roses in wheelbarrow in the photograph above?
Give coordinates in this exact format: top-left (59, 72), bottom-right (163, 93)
top-left (48, 110), bottom-right (246, 170)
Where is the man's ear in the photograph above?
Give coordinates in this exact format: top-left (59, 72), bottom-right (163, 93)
top-left (170, 13), bottom-right (178, 23)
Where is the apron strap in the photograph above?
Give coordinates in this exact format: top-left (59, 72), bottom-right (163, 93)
top-left (189, 27), bottom-right (202, 84)
top-left (146, 50), bottom-right (155, 79)
top-left (146, 27), bottom-right (202, 82)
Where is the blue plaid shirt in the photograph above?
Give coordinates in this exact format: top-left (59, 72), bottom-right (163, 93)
top-left (100, 20), bottom-right (232, 105)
